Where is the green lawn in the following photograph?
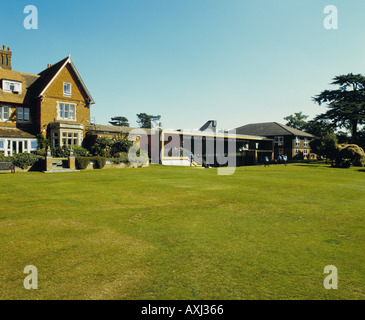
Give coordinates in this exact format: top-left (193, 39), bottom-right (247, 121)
top-left (0, 163), bottom-right (364, 300)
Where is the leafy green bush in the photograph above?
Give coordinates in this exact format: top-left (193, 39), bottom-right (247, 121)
top-left (36, 134), bottom-right (50, 150)
top-left (107, 152), bottom-right (130, 164)
top-left (0, 154), bottom-right (12, 162)
top-left (36, 149), bottom-right (47, 157)
top-left (335, 144), bottom-right (365, 168)
top-left (90, 137), bottom-right (113, 157)
top-left (51, 147), bottom-right (70, 158)
top-left (110, 139), bottom-right (133, 157)
top-left (12, 153), bottom-right (44, 170)
top-left (71, 146), bottom-right (88, 157)
top-left (76, 157), bottom-right (90, 170)
top-left (90, 156), bottom-right (106, 169)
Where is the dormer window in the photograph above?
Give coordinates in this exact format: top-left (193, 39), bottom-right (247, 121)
top-left (63, 82), bottom-right (72, 97)
top-left (2, 80), bottom-right (22, 94)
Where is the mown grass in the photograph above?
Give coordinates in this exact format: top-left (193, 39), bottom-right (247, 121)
top-left (0, 163), bottom-right (364, 300)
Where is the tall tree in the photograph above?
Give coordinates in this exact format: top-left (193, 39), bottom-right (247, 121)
top-left (283, 112), bottom-right (309, 130)
top-left (136, 113), bottom-right (161, 129)
top-left (304, 119), bottom-right (334, 137)
top-left (313, 73), bottom-right (365, 138)
top-left (109, 116), bottom-right (129, 127)
top-left (310, 132), bottom-right (338, 164)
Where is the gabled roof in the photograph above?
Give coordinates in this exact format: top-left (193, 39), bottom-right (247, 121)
top-left (234, 122), bottom-right (315, 138)
top-left (0, 55), bottom-right (95, 105)
top-left (37, 55), bottom-right (95, 104)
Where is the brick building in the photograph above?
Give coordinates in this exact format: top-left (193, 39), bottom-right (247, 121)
top-left (234, 122), bottom-right (317, 160)
top-left (0, 46), bottom-right (94, 156)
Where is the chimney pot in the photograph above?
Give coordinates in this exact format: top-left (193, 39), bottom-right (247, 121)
top-left (2, 45), bottom-right (5, 50)
top-left (7, 47), bottom-right (10, 51)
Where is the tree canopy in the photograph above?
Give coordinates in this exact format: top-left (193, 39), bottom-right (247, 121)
top-left (284, 112), bottom-right (309, 130)
top-left (313, 73), bottom-right (365, 138)
top-left (109, 116), bottom-right (129, 127)
top-left (136, 113), bottom-right (162, 129)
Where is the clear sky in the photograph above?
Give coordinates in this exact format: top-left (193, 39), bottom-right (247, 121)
top-left (2, 0), bottom-right (365, 130)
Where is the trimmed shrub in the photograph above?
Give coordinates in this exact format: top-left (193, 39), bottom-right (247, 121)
top-left (12, 153), bottom-right (44, 170)
top-left (76, 157), bottom-right (90, 170)
top-left (0, 154), bottom-right (12, 162)
top-left (91, 156), bottom-right (106, 169)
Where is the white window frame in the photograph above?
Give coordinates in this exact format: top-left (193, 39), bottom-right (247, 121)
top-left (304, 138), bottom-right (308, 147)
top-left (59, 130), bottom-right (81, 147)
top-left (2, 80), bottom-right (22, 94)
top-left (0, 106), bottom-right (10, 121)
top-left (57, 102), bottom-right (76, 121)
top-left (63, 82), bottom-right (72, 97)
top-left (295, 136), bottom-right (300, 147)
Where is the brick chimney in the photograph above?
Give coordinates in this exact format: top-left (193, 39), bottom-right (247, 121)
top-left (0, 45), bottom-right (12, 70)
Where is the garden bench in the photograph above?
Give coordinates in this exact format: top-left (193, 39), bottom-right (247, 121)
top-left (0, 162), bottom-right (15, 173)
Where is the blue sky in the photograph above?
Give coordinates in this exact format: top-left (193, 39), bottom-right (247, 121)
top-left (2, 0), bottom-right (365, 130)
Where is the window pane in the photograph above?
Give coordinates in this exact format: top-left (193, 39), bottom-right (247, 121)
top-left (64, 83), bottom-right (71, 95)
top-left (69, 105), bottom-right (75, 119)
top-left (0, 107), bottom-right (2, 120)
top-left (24, 108), bottom-right (30, 121)
top-left (0, 140), bottom-right (4, 149)
top-left (3, 106), bottom-right (8, 119)
top-left (59, 104), bottom-right (64, 118)
top-left (64, 104), bottom-right (69, 118)
top-left (18, 107), bottom-right (23, 121)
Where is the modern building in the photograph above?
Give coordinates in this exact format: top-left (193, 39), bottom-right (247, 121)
top-left (234, 122), bottom-right (317, 160)
top-left (87, 120), bottom-right (274, 166)
top-left (0, 45), bottom-right (94, 156)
